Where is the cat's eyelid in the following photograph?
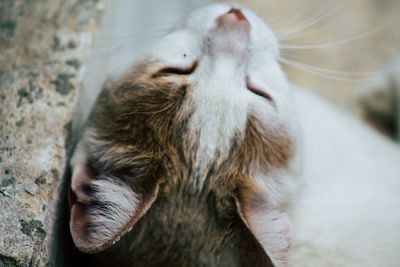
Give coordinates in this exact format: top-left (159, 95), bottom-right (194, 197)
top-left (152, 61), bottom-right (198, 78)
top-left (246, 76), bottom-right (275, 106)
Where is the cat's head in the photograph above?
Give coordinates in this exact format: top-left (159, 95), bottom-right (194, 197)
top-left (69, 3), bottom-right (299, 266)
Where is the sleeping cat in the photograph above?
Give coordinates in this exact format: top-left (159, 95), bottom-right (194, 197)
top-left (66, 2), bottom-right (400, 267)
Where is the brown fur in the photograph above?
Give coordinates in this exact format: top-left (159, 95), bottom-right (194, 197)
top-left (72, 59), bottom-right (294, 266)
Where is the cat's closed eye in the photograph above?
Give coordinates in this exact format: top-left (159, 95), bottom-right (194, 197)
top-left (246, 76), bottom-right (275, 104)
top-left (152, 60), bottom-right (198, 78)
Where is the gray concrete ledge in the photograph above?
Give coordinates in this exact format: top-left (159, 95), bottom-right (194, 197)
top-left (0, 0), bottom-right (104, 266)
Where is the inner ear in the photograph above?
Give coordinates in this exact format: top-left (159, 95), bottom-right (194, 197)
top-left (234, 207), bottom-right (275, 267)
top-left (68, 160), bottom-right (159, 254)
top-left (234, 196), bottom-right (291, 267)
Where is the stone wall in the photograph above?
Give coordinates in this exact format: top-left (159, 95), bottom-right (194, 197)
top-left (0, 1), bottom-right (104, 265)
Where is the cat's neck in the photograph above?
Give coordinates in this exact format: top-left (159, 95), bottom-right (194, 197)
top-left (93, 180), bottom-right (272, 267)
top-left (94, 183), bottom-right (239, 266)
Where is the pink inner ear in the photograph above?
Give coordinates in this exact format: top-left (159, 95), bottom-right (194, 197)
top-left (68, 186), bottom-right (77, 208)
top-left (70, 166), bottom-right (93, 205)
top-left (69, 164), bottom-right (96, 252)
top-left (70, 198), bottom-right (91, 246)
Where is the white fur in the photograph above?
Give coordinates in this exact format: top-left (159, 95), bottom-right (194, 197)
top-left (142, 4), bottom-right (299, 191)
top-left (86, 177), bottom-right (140, 246)
top-left (70, 144), bottom-right (141, 248)
top-left (247, 208), bottom-right (291, 266)
top-left (288, 88), bottom-right (400, 266)
top-left (253, 169), bottom-right (300, 209)
top-left (190, 56), bottom-right (250, 182)
top-left (162, 4), bottom-right (400, 266)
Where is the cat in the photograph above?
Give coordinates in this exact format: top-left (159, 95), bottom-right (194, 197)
top-left (63, 2), bottom-right (400, 267)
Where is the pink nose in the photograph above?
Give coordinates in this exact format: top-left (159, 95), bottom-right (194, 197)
top-left (227, 8), bottom-right (247, 21)
top-left (218, 7), bottom-right (249, 24)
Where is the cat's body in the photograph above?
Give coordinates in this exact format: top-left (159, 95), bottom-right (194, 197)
top-left (66, 2), bottom-right (400, 267)
top-left (289, 88), bottom-right (400, 266)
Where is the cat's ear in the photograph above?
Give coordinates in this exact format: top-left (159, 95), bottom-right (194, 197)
top-left (234, 195), bottom-right (291, 267)
top-left (68, 150), bottom-right (159, 254)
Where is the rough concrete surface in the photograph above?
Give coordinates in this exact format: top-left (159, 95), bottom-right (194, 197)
top-left (0, 0), bottom-right (104, 266)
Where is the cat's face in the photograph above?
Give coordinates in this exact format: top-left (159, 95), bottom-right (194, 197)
top-left (136, 3), bottom-right (296, 173)
top-left (69, 3), bottom-right (298, 266)
top-left (149, 3), bottom-right (293, 134)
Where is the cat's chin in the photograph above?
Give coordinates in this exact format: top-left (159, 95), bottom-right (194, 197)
top-left (66, 3), bottom-right (300, 266)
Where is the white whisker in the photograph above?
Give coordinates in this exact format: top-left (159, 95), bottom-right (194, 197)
top-left (272, 6), bottom-right (311, 36)
top-left (279, 53), bottom-right (307, 61)
top-left (276, 0), bottom-right (352, 40)
top-left (278, 57), bottom-right (385, 81)
top-left (277, 29), bottom-right (320, 42)
top-left (280, 25), bottom-right (385, 50)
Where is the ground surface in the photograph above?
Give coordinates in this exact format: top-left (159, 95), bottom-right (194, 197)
top-left (0, 0), bottom-right (104, 265)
